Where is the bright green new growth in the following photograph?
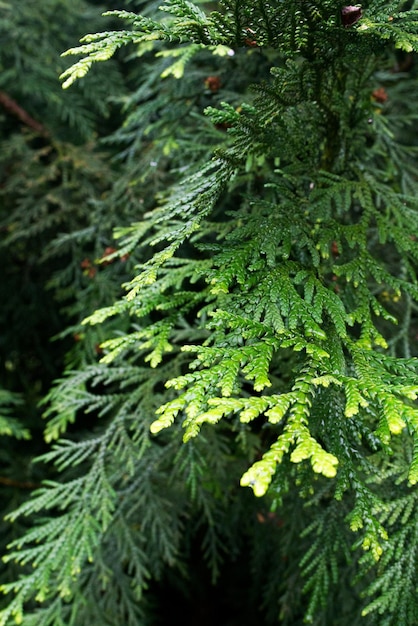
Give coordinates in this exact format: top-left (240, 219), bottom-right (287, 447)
top-left (1, 1), bottom-right (418, 625)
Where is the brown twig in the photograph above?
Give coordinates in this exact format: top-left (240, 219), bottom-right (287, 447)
top-left (0, 475), bottom-right (40, 490)
top-left (0, 90), bottom-right (49, 136)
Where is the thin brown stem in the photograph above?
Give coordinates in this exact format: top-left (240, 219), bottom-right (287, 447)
top-left (0, 90), bottom-right (49, 136)
top-left (0, 475), bottom-right (40, 490)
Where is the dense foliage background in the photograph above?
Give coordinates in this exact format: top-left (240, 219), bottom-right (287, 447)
top-left (1, 1), bottom-right (418, 625)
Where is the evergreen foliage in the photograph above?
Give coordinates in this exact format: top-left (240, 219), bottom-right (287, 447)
top-left (1, 0), bottom-right (418, 624)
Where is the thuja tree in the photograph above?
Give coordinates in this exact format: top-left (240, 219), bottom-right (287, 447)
top-left (0, 0), bottom-right (133, 600)
top-left (1, 1), bottom-right (418, 625)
